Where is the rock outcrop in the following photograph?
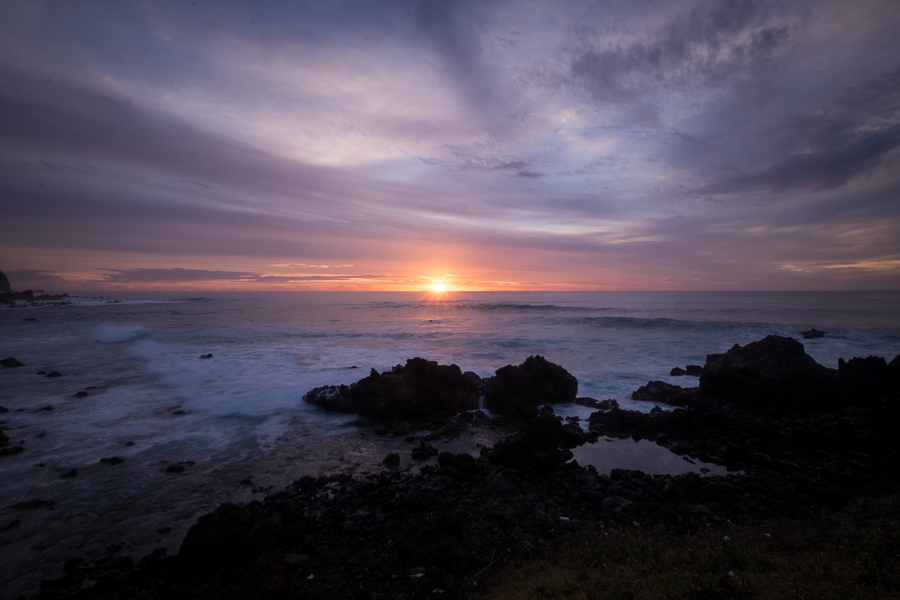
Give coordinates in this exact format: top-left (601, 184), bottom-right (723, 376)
top-left (303, 358), bottom-right (482, 420)
top-left (303, 355), bottom-right (578, 421)
top-left (699, 335), bottom-right (833, 407)
top-left (482, 355), bottom-right (578, 417)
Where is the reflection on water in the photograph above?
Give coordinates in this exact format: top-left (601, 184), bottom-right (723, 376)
top-left (571, 436), bottom-right (731, 476)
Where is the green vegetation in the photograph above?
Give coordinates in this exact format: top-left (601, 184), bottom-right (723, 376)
top-left (479, 494), bottom-right (900, 600)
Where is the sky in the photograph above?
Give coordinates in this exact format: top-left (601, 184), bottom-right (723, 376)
top-left (1, 0), bottom-right (899, 292)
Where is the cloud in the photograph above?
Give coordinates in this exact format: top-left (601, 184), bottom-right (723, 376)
top-left (558, 0), bottom-right (791, 111)
top-left (94, 268), bottom-right (402, 284)
top-left (694, 66), bottom-right (900, 194)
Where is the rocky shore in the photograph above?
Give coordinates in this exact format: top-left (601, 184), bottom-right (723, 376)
top-left (10, 336), bottom-right (900, 600)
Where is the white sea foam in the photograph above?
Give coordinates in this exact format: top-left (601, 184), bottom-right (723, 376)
top-left (1, 290), bottom-right (898, 598)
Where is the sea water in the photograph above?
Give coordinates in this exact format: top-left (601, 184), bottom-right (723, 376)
top-left (1, 290), bottom-right (898, 594)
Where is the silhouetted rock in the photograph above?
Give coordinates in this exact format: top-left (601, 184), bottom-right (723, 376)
top-left (483, 355), bottom-right (578, 416)
top-left (1, 357), bottom-right (24, 368)
top-left (304, 358), bottom-right (482, 420)
top-left (631, 380), bottom-right (697, 407)
top-left (801, 328), bottom-right (825, 339)
top-left (411, 440), bottom-right (439, 460)
top-left (837, 355), bottom-right (900, 401)
top-left (382, 452), bottom-right (401, 467)
top-left (0, 270), bottom-right (10, 293)
top-left (699, 335), bottom-right (832, 407)
top-left (670, 365), bottom-right (703, 376)
top-left (437, 451), bottom-right (480, 479)
top-left (482, 414), bottom-right (573, 468)
top-left (0, 290), bottom-right (34, 302)
top-left (178, 502), bottom-right (270, 572)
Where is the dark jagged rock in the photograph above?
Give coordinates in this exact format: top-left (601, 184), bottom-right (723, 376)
top-left (178, 502), bottom-right (272, 572)
top-left (837, 355), bottom-right (900, 401)
top-left (0, 270), bottom-right (10, 293)
top-left (200, 353), bottom-right (213, 359)
top-left (482, 414), bottom-right (574, 468)
top-left (699, 335), bottom-right (833, 407)
top-left (99, 456), bottom-right (125, 466)
top-left (802, 328), bottom-right (825, 339)
top-left (0, 290), bottom-right (34, 302)
top-left (1, 357), bottom-right (24, 368)
top-left (483, 355), bottom-right (578, 416)
top-left (46, 371), bottom-right (62, 378)
top-left (411, 440), bottom-right (439, 460)
top-left (670, 365), bottom-right (703, 376)
top-left (437, 451), bottom-right (480, 479)
top-left (631, 380), bottom-right (697, 407)
top-left (304, 358), bottom-right (482, 420)
top-left (382, 452), bottom-right (401, 467)
top-left (23, 336), bottom-right (900, 600)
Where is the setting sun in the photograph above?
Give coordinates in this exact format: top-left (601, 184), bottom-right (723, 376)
top-left (430, 281), bottom-right (447, 293)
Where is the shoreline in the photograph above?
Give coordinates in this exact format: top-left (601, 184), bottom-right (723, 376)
top-left (3, 334), bottom-right (897, 599)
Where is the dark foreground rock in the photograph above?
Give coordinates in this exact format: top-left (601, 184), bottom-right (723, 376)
top-left (482, 355), bottom-right (578, 417)
top-left (303, 355), bottom-right (578, 421)
top-left (303, 358), bottom-right (482, 420)
top-left (26, 336), bottom-right (900, 600)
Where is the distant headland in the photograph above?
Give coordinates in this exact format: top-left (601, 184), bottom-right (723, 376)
top-left (0, 270), bottom-right (70, 305)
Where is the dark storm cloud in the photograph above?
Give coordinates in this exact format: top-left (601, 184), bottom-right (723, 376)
top-left (693, 66), bottom-right (900, 195)
top-left (702, 125), bottom-right (900, 193)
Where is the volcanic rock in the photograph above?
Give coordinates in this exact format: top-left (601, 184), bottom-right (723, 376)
top-left (483, 355), bottom-right (578, 416)
top-left (631, 380), bottom-right (697, 407)
top-left (482, 414), bottom-right (574, 468)
top-left (699, 335), bottom-right (833, 407)
top-left (411, 440), bottom-right (439, 460)
top-left (303, 358), bottom-right (482, 420)
top-left (178, 502), bottom-right (272, 572)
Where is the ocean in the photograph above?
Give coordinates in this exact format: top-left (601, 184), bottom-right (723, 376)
top-left (1, 290), bottom-right (898, 595)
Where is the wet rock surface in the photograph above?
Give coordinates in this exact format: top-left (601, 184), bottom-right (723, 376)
top-left (22, 336), bottom-right (900, 600)
top-left (303, 358), bottom-right (482, 420)
top-left (303, 355), bottom-right (579, 422)
top-left (1, 357), bottom-right (25, 368)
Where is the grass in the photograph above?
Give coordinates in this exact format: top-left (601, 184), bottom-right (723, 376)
top-left (478, 493), bottom-right (900, 600)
